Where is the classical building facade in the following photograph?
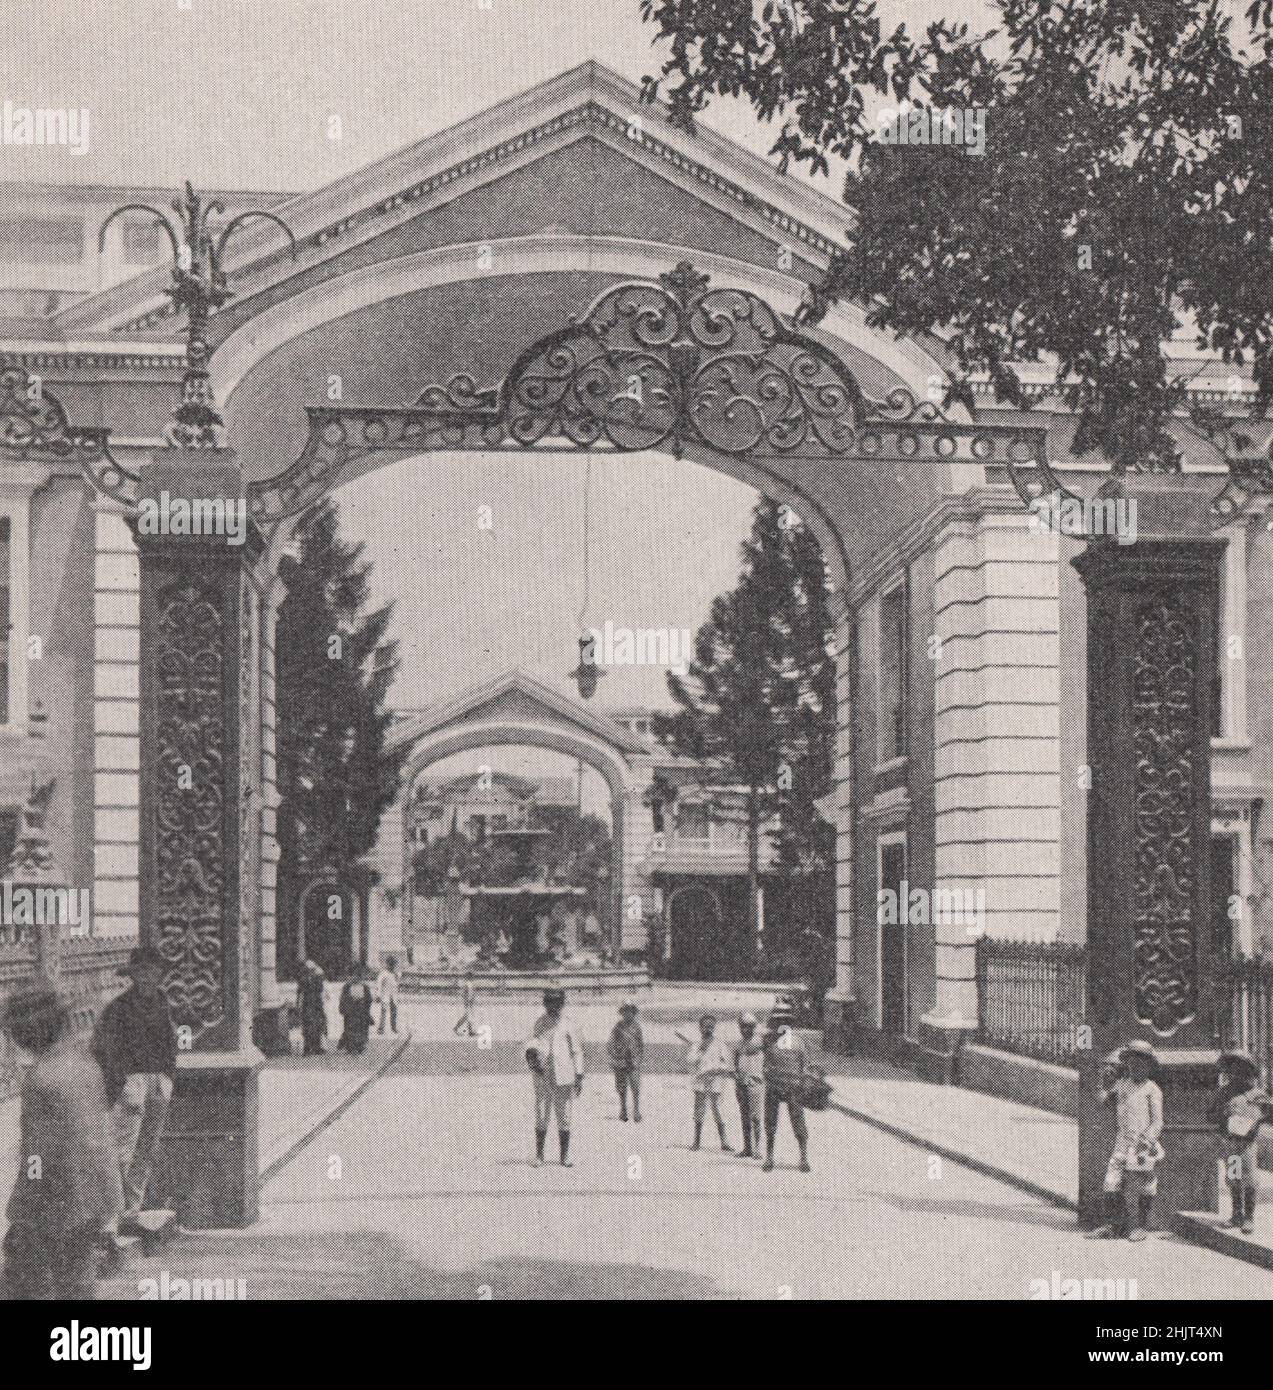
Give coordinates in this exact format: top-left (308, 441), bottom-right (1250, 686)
top-left (2, 60), bottom-right (1271, 1111)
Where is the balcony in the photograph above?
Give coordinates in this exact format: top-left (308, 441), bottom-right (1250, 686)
top-left (643, 830), bottom-right (776, 877)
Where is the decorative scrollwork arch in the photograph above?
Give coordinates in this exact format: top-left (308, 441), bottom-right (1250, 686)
top-left (0, 357), bottom-right (138, 506)
top-left (247, 260), bottom-right (1045, 530)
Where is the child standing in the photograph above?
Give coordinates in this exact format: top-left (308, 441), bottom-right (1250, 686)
top-left (1088, 1040), bottom-right (1164, 1242)
top-left (376, 955), bottom-right (401, 1036)
top-left (452, 977), bottom-right (478, 1037)
top-left (678, 1015), bottom-right (734, 1152)
top-left (606, 1001), bottom-right (644, 1122)
top-left (1208, 1048), bottom-right (1272, 1236)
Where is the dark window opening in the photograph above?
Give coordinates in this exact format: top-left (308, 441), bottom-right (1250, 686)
top-left (879, 582), bottom-right (908, 761)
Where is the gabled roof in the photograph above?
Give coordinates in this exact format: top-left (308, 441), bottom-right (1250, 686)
top-left (51, 60), bottom-right (852, 341)
top-left (386, 668), bottom-right (652, 759)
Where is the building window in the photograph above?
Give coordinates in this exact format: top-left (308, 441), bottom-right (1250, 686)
top-left (675, 802), bottom-right (709, 842)
top-left (0, 517), bottom-right (9, 726)
top-left (0, 808), bottom-right (16, 876)
top-left (1211, 834), bottom-right (1239, 963)
top-left (121, 219), bottom-right (162, 264)
top-left (0, 218), bottom-right (83, 265)
top-left (878, 580), bottom-right (908, 763)
top-left (1211, 531), bottom-right (1247, 744)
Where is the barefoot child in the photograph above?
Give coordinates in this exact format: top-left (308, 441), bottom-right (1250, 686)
top-left (677, 1015), bottom-right (734, 1152)
top-left (1208, 1048), bottom-right (1273, 1236)
top-left (1089, 1040), bottom-right (1163, 1241)
top-left (452, 977), bottom-right (478, 1037)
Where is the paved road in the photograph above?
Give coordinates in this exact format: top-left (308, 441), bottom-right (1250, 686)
top-left (104, 1039), bottom-right (1273, 1300)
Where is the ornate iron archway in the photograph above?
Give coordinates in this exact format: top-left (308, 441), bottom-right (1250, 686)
top-left (243, 260), bottom-right (1050, 530)
top-left (3, 260), bottom-right (1055, 534)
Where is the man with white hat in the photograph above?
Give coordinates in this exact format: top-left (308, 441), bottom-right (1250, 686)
top-left (525, 987), bottom-right (585, 1167)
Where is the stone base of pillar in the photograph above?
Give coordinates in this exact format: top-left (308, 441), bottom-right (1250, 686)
top-left (914, 1012), bottom-right (978, 1085)
top-left (152, 1050), bottom-right (263, 1229)
top-left (1078, 1049), bottom-right (1221, 1226)
top-left (821, 988), bottom-right (856, 1053)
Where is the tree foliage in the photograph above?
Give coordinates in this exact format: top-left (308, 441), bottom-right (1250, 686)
top-left (639, 0), bottom-right (1273, 470)
top-left (276, 499), bottom-right (408, 971)
top-left (654, 499), bottom-right (836, 945)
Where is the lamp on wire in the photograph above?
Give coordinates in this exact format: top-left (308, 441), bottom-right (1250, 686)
top-left (568, 456), bottom-right (605, 701)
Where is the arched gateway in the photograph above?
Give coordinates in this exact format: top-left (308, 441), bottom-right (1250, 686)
top-left (374, 668), bottom-right (660, 965)
top-left (24, 63), bottom-right (1243, 1232)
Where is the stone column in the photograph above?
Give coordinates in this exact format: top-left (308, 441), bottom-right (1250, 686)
top-left (256, 575), bottom-right (286, 1012)
top-left (134, 449), bottom-right (263, 1229)
top-left (822, 599), bottom-right (856, 1050)
top-left (1073, 475), bottom-right (1224, 1224)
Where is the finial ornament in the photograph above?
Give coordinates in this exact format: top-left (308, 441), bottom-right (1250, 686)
top-left (99, 183), bottom-right (296, 448)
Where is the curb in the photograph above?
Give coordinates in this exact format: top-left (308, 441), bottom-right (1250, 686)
top-left (826, 1095), bottom-right (1078, 1212)
top-left (1171, 1213), bottom-right (1273, 1272)
top-left (260, 1032), bottom-right (411, 1184)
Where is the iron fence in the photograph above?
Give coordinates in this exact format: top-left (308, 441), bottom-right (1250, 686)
top-left (1217, 955), bottom-right (1273, 1090)
top-left (975, 936), bottom-right (1088, 1065)
top-left (0, 938), bottom-right (130, 1101)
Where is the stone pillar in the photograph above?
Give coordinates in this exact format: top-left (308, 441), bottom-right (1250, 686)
top-left (823, 601), bottom-right (856, 1050)
top-left (134, 449), bottom-right (263, 1229)
top-left (920, 508), bottom-right (1062, 1073)
top-left (256, 576), bottom-right (285, 1011)
top-left (1073, 476), bottom-right (1224, 1224)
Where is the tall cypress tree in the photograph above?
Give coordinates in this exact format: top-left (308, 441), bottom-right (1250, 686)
top-left (654, 499), bottom-right (835, 960)
top-left (275, 498), bottom-right (408, 978)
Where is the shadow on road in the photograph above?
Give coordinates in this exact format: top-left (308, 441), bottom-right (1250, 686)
top-left (100, 1230), bottom-right (728, 1300)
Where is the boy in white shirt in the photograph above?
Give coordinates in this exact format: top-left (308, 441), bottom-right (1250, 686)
top-left (678, 1015), bottom-right (735, 1153)
top-left (1088, 1040), bottom-right (1163, 1241)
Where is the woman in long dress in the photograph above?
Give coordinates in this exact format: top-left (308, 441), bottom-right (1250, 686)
top-left (338, 972), bottom-right (374, 1054)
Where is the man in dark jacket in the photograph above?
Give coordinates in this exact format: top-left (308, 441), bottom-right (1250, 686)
top-left (91, 945), bottom-right (177, 1225)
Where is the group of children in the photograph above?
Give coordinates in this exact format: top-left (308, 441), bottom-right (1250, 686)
top-left (607, 999), bottom-right (813, 1171)
top-left (1091, 1038), bottom-right (1273, 1240)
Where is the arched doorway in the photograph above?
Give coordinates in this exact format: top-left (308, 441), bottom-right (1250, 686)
top-left (667, 883), bottom-right (733, 981)
top-left (383, 673), bottom-right (645, 959)
top-left (295, 878), bottom-right (354, 980)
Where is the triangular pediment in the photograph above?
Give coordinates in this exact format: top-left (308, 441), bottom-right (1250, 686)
top-left (387, 669), bottom-right (650, 759)
top-left (54, 61), bottom-right (851, 340)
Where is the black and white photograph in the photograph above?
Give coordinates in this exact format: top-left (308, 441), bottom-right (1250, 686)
top-left (2, 0), bottom-right (1273, 1338)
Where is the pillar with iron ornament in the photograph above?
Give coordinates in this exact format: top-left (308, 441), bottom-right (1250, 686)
top-left (100, 184), bottom-right (295, 1228)
top-left (1072, 473), bottom-right (1226, 1224)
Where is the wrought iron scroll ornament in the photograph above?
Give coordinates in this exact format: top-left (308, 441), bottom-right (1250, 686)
top-left (1132, 599), bottom-right (1199, 1037)
top-left (153, 576), bottom-right (228, 1037)
top-left (0, 358), bottom-right (138, 505)
top-left (250, 260), bottom-right (1053, 525)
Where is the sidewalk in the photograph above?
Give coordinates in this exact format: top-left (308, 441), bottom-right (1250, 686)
top-left (811, 1050), bottom-right (1273, 1274)
top-left (0, 1033), bottom-right (408, 1239)
top-left (816, 1053), bottom-right (1078, 1210)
